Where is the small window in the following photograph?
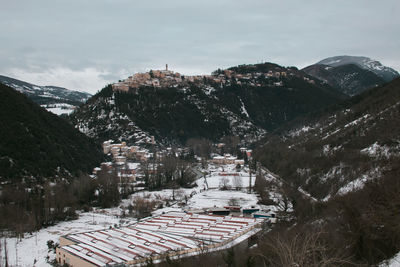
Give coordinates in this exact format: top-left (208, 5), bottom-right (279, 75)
top-left (144, 242), bottom-right (151, 246)
top-left (159, 239), bottom-right (166, 243)
top-left (129, 244), bottom-right (136, 249)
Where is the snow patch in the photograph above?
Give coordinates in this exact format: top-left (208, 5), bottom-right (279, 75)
top-left (337, 168), bottom-right (381, 196)
top-left (361, 142), bottom-right (399, 159)
top-left (380, 251), bottom-right (400, 267)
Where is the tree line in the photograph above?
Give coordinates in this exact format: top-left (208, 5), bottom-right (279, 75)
top-left (0, 167), bottom-right (120, 235)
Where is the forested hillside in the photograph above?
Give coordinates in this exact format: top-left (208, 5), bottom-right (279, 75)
top-left (254, 78), bottom-right (400, 200)
top-left (0, 83), bottom-right (104, 183)
top-left (250, 78), bottom-right (400, 265)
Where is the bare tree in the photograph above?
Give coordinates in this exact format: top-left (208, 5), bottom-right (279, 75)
top-left (176, 160), bottom-right (196, 187)
top-left (256, 229), bottom-right (352, 267)
top-left (3, 239), bottom-right (8, 267)
top-left (233, 176), bottom-right (242, 190)
top-left (221, 136), bottom-right (240, 155)
top-left (186, 138), bottom-right (212, 159)
top-left (228, 198), bottom-right (239, 206)
top-left (97, 167), bottom-right (120, 208)
top-left (161, 156), bottom-right (178, 184)
top-left (219, 177), bottom-right (230, 190)
top-left (130, 196), bottom-right (157, 219)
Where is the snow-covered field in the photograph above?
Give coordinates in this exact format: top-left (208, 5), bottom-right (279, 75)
top-left (41, 104), bottom-right (75, 115)
top-left (186, 189), bottom-right (258, 209)
top-left (203, 164), bottom-right (256, 189)
top-left (2, 212), bottom-right (123, 267)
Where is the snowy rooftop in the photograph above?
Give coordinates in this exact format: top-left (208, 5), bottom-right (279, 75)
top-left (59, 212), bottom-right (264, 266)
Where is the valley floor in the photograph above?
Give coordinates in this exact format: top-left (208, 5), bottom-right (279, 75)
top-left (1, 163), bottom-right (277, 266)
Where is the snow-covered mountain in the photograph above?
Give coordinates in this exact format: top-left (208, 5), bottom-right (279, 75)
top-left (317, 55), bottom-right (399, 82)
top-left (0, 75), bottom-right (91, 115)
top-left (302, 63), bottom-right (386, 96)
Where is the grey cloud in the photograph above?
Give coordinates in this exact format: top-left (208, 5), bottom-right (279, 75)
top-left (0, 0), bottom-right (399, 93)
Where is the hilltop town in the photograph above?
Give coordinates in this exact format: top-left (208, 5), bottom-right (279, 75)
top-left (112, 63), bottom-right (317, 92)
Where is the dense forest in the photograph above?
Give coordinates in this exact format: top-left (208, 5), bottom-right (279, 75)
top-left (0, 83), bottom-right (104, 182)
top-left (0, 83), bottom-right (108, 233)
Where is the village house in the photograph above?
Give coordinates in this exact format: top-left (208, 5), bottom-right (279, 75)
top-left (212, 154), bottom-right (238, 164)
top-left (114, 155), bottom-right (127, 165)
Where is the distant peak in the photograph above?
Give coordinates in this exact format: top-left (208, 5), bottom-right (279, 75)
top-left (316, 55), bottom-right (399, 82)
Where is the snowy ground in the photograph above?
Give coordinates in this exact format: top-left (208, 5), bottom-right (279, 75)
top-left (2, 211), bottom-right (124, 267)
top-left (186, 189), bottom-right (258, 209)
top-left (1, 163), bottom-right (277, 266)
top-left (41, 104), bottom-right (75, 115)
top-left (380, 252), bottom-right (400, 267)
top-left (203, 163), bottom-right (256, 189)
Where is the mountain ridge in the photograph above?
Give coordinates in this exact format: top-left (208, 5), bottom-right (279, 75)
top-left (317, 55), bottom-right (399, 82)
top-left (302, 63), bottom-right (386, 96)
top-left (0, 75), bottom-right (91, 115)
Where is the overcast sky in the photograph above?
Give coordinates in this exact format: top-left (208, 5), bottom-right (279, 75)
top-left (1, 0), bottom-right (399, 94)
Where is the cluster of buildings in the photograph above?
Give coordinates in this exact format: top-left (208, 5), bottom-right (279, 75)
top-left (111, 64), bottom-right (303, 93)
top-left (94, 140), bottom-right (156, 182)
top-left (211, 154), bottom-right (244, 165)
top-left (102, 140), bottom-right (155, 164)
top-left (56, 212), bottom-right (266, 267)
top-left (112, 65), bottom-right (185, 92)
top-left (95, 137), bottom-right (255, 187)
top-left (211, 146), bottom-right (252, 165)
top-left (96, 140), bottom-right (191, 182)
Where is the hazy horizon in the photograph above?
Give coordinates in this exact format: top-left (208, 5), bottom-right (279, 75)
top-left (1, 0), bottom-right (399, 94)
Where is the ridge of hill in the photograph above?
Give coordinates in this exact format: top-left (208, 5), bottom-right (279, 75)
top-left (70, 62), bottom-right (346, 146)
top-left (317, 55), bottom-right (399, 82)
top-left (302, 63), bottom-right (386, 96)
top-left (254, 78), bottom-right (400, 200)
top-left (0, 82), bottom-right (104, 183)
top-left (0, 75), bottom-right (91, 115)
